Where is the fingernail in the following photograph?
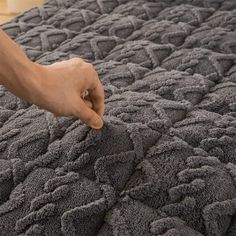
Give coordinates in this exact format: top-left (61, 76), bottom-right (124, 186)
top-left (91, 115), bottom-right (103, 129)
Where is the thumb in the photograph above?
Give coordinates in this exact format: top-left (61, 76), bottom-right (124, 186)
top-left (74, 96), bottom-right (103, 129)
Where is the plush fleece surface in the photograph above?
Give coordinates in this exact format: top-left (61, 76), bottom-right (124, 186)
top-left (1, 0), bottom-right (236, 235)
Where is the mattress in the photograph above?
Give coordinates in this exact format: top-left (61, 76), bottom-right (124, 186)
top-left (1, 0), bottom-right (236, 235)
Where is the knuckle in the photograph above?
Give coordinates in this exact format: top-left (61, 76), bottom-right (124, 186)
top-left (85, 63), bottom-right (99, 79)
top-left (72, 57), bottom-right (84, 65)
top-left (86, 63), bottom-right (95, 71)
top-left (91, 67), bottom-right (99, 78)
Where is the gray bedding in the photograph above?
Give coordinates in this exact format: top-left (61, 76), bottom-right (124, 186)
top-left (1, 0), bottom-right (236, 235)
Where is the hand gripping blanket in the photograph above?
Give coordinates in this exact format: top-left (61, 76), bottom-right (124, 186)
top-left (1, 0), bottom-right (236, 235)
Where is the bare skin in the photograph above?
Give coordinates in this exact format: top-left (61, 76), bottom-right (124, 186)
top-left (0, 29), bottom-right (104, 129)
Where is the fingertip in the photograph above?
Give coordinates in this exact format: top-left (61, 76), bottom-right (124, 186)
top-left (90, 115), bottom-right (103, 129)
top-left (74, 97), bottom-right (104, 129)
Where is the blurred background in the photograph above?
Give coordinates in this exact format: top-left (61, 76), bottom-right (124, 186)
top-left (0, 0), bottom-right (46, 24)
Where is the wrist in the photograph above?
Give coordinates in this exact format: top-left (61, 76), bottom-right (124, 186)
top-left (7, 57), bottom-right (44, 105)
top-left (21, 61), bottom-right (45, 105)
top-left (0, 29), bottom-right (46, 106)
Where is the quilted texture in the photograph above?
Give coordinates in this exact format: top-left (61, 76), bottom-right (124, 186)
top-left (1, 0), bottom-right (236, 235)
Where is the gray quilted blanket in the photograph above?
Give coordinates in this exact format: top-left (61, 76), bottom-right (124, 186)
top-left (1, 0), bottom-right (236, 235)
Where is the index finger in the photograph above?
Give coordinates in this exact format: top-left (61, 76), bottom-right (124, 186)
top-left (75, 96), bottom-right (103, 129)
top-left (87, 74), bottom-right (105, 118)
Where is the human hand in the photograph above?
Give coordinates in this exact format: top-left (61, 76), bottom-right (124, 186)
top-left (31, 58), bottom-right (105, 129)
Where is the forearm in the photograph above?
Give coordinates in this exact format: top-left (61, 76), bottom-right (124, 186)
top-left (0, 28), bottom-right (41, 102)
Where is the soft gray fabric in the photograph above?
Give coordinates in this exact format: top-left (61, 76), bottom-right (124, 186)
top-left (1, 0), bottom-right (236, 235)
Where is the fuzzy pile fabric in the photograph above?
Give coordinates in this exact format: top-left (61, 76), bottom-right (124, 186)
top-left (1, 0), bottom-right (236, 235)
